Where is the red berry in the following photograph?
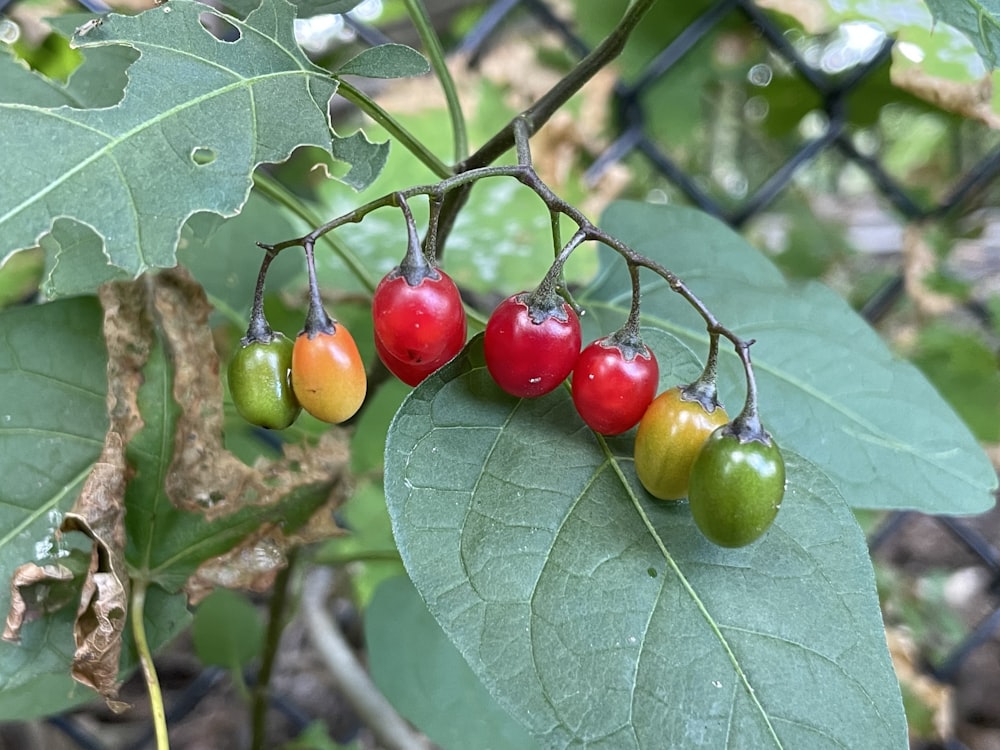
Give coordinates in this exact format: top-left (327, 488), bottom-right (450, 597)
top-left (571, 336), bottom-right (658, 435)
top-left (484, 292), bottom-right (581, 398)
top-left (375, 318), bottom-right (466, 386)
top-left (372, 268), bottom-right (466, 366)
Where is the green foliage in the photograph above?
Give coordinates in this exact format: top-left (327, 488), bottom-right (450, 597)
top-left (192, 589), bottom-right (265, 669)
top-left (909, 321), bottom-right (1000, 442)
top-left (366, 576), bottom-right (539, 750)
top-left (924, 0), bottom-right (1000, 69)
top-left (0, 0), bottom-right (404, 287)
top-left (385, 334), bottom-right (907, 749)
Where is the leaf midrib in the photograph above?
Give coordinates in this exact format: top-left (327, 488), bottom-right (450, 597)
top-left (599, 438), bottom-right (785, 749)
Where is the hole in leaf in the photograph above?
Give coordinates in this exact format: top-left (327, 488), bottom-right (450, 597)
top-left (191, 147), bottom-right (216, 166)
top-left (198, 11), bottom-right (241, 42)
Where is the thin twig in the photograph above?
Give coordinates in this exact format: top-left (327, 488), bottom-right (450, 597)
top-left (250, 547), bottom-right (300, 750)
top-left (302, 567), bottom-right (435, 750)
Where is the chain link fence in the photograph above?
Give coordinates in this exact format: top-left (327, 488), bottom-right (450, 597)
top-left (2, 0), bottom-right (999, 747)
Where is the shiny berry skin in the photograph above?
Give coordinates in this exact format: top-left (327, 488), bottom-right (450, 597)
top-left (688, 427), bottom-right (785, 547)
top-left (291, 325), bottom-right (367, 424)
top-left (375, 319), bottom-right (465, 386)
top-left (571, 337), bottom-right (658, 435)
top-left (633, 387), bottom-right (729, 500)
top-left (372, 268), bottom-right (466, 366)
top-left (484, 293), bottom-right (581, 398)
top-left (228, 333), bottom-right (300, 430)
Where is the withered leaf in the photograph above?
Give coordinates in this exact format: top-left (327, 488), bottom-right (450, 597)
top-left (145, 269), bottom-right (352, 600)
top-left (3, 560), bottom-right (83, 642)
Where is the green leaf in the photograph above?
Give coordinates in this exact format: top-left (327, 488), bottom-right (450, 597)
top-left (385, 336), bottom-right (907, 750)
top-left (0, 0), bottom-right (380, 288)
top-left (591, 202), bottom-right (996, 514)
top-left (909, 322), bottom-right (1000, 442)
top-left (337, 44), bottom-right (430, 79)
top-left (329, 131), bottom-right (391, 192)
top-left (366, 576), bottom-right (540, 750)
top-left (0, 298), bottom-right (194, 718)
top-left (192, 588), bottom-right (264, 669)
top-left (41, 220), bottom-right (131, 299)
top-left (177, 191), bottom-right (303, 320)
top-left (925, 0), bottom-right (1000, 69)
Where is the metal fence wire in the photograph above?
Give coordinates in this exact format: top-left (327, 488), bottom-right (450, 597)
top-left (1, 0), bottom-right (998, 747)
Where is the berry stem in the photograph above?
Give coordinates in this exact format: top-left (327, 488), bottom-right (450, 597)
top-left (682, 332), bottom-right (724, 414)
top-left (423, 193), bottom-right (444, 262)
top-left (528, 228), bottom-right (586, 317)
top-left (731, 339), bottom-right (771, 444)
top-left (244, 249), bottom-right (277, 344)
top-left (302, 238), bottom-right (336, 337)
top-left (395, 194), bottom-right (435, 286)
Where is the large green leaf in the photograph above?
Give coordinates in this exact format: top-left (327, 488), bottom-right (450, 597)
top-left (385, 336), bottom-right (907, 750)
top-left (0, 0), bottom-right (381, 287)
top-left (924, 0), bottom-right (1000, 69)
top-left (589, 202), bottom-right (996, 514)
top-left (366, 576), bottom-right (541, 750)
top-left (0, 298), bottom-right (107, 716)
top-left (0, 298), bottom-right (192, 719)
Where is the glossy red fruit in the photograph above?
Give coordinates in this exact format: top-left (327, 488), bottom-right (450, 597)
top-left (375, 319), bottom-right (466, 386)
top-left (571, 336), bottom-right (658, 435)
top-left (372, 268), bottom-right (466, 366)
top-left (484, 292), bottom-right (581, 398)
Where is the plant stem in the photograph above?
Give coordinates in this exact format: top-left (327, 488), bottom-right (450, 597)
top-left (250, 547), bottom-right (300, 750)
top-left (251, 172), bottom-right (379, 293)
top-left (431, 0), bottom-right (655, 250)
top-left (335, 79), bottom-right (452, 179)
top-left (302, 567), bottom-right (434, 750)
top-left (263, 137), bottom-right (758, 393)
top-left (459, 0), bottom-right (656, 171)
top-left (131, 581), bottom-right (170, 750)
top-left (401, 0), bottom-right (467, 163)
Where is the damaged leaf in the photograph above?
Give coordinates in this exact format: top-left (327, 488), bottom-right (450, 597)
top-left (3, 556), bottom-right (89, 641)
top-left (61, 434), bottom-right (131, 707)
top-left (120, 269), bottom-right (351, 596)
top-left (0, 297), bottom-right (110, 719)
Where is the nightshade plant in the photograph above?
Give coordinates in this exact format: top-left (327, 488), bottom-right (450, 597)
top-left (0, 0), bottom-right (996, 749)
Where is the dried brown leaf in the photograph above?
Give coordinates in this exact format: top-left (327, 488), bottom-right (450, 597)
top-left (52, 277), bottom-right (158, 707)
top-left (3, 562), bottom-right (79, 641)
top-left (185, 431), bottom-right (350, 602)
top-left (140, 268), bottom-right (351, 599)
top-left (892, 67), bottom-right (1000, 130)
